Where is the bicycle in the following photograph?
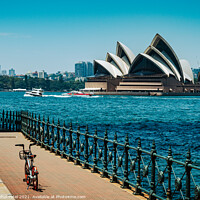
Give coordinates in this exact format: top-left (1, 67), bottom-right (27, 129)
top-left (15, 143), bottom-right (39, 191)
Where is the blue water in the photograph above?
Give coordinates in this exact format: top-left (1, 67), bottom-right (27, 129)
top-left (1, 92), bottom-right (200, 160)
top-left (1, 92), bottom-right (200, 198)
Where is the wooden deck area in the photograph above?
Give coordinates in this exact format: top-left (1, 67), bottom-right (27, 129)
top-left (0, 132), bottom-right (145, 200)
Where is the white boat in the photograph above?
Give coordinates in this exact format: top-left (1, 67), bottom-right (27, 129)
top-left (24, 88), bottom-right (44, 97)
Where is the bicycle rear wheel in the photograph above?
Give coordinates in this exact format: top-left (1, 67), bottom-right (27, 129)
top-left (32, 166), bottom-right (38, 191)
top-left (33, 174), bottom-right (38, 191)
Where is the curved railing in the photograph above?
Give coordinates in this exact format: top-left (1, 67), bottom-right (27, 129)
top-left (18, 110), bottom-right (200, 200)
top-left (1, 110), bottom-right (200, 199)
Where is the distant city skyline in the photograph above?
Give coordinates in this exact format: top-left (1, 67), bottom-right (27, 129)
top-left (0, 0), bottom-right (200, 74)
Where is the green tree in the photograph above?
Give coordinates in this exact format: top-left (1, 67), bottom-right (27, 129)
top-left (10, 77), bottom-right (15, 89)
top-left (25, 75), bottom-right (28, 89)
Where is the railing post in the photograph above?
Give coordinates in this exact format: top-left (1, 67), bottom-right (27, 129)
top-left (12, 111), bottom-right (15, 131)
top-left (2, 110), bottom-right (5, 130)
top-left (6, 111), bottom-right (8, 130)
top-left (37, 115), bottom-right (41, 145)
top-left (16, 111), bottom-right (22, 131)
top-left (45, 116), bottom-right (50, 150)
top-left (41, 116), bottom-right (45, 148)
top-left (121, 133), bottom-right (129, 188)
top-left (61, 121), bottom-right (66, 158)
top-left (30, 113), bottom-right (33, 139)
top-left (149, 140), bottom-right (156, 200)
top-left (134, 138), bottom-right (142, 195)
top-left (27, 112), bottom-right (31, 138)
top-left (101, 129), bottom-right (108, 178)
top-left (111, 132), bottom-right (117, 183)
top-left (56, 119), bottom-right (60, 155)
top-left (167, 146), bottom-right (172, 200)
top-left (83, 125), bottom-right (89, 169)
top-left (68, 122), bottom-right (73, 161)
top-left (9, 111), bottom-right (12, 131)
top-left (91, 128), bottom-right (98, 173)
top-left (185, 148), bottom-right (191, 200)
top-left (75, 126), bottom-right (80, 165)
top-left (50, 118), bottom-right (55, 152)
top-left (34, 114), bottom-right (37, 141)
top-left (14, 111), bottom-right (17, 131)
top-left (24, 111), bottom-right (28, 137)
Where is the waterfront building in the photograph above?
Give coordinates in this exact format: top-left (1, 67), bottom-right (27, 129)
top-left (9, 68), bottom-right (16, 76)
top-left (192, 68), bottom-right (200, 79)
top-left (32, 71), bottom-right (38, 78)
top-left (84, 34), bottom-right (199, 94)
top-left (15, 74), bottom-right (25, 79)
top-left (75, 61), bottom-right (93, 77)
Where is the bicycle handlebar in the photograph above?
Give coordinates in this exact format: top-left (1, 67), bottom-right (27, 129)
top-left (15, 143), bottom-right (36, 152)
top-left (29, 143), bottom-right (36, 151)
top-left (15, 144), bottom-right (24, 150)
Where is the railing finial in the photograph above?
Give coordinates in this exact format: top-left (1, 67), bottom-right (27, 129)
top-left (94, 127), bottom-right (97, 136)
top-left (138, 137), bottom-right (141, 148)
top-left (152, 140), bottom-right (156, 151)
top-left (114, 132), bottom-right (117, 141)
top-left (125, 133), bottom-right (129, 144)
top-left (168, 145), bottom-right (172, 157)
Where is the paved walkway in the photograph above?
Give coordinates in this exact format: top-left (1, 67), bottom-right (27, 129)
top-left (0, 132), bottom-right (146, 200)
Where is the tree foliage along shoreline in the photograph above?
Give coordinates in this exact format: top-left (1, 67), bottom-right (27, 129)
top-left (0, 75), bottom-right (85, 91)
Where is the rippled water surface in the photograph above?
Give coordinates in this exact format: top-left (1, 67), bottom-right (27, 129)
top-left (1, 92), bottom-right (200, 164)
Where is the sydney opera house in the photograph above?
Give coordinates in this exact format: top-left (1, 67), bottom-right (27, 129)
top-left (84, 34), bottom-right (200, 95)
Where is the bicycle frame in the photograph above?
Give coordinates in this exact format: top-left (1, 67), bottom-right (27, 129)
top-left (15, 143), bottom-right (39, 191)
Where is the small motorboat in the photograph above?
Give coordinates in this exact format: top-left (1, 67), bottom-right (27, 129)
top-left (62, 91), bottom-right (93, 96)
top-left (24, 88), bottom-right (44, 97)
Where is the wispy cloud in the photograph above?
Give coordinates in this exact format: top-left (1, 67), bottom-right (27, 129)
top-left (0, 32), bottom-right (32, 38)
top-left (0, 32), bottom-right (14, 36)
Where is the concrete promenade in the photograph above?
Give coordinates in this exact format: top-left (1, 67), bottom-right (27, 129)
top-left (0, 132), bottom-right (145, 200)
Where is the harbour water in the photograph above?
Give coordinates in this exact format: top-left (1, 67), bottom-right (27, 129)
top-left (1, 92), bottom-right (200, 164)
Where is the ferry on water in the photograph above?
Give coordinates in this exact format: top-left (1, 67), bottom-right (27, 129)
top-left (24, 88), bottom-right (44, 97)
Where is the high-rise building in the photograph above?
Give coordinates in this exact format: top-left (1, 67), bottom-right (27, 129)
top-left (0, 65), bottom-right (2, 75)
top-left (75, 62), bottom-right (86, 77)
top-left (2, 70), bottom-right (7, 75)
top-left (86, 62), bottom-right (94, 77)
top-left (75, 61), bottom-right (93, 77)
top-left (38, 70), bottom-right (48, 79)
top-left (9, 68), bottom-right (15, 76)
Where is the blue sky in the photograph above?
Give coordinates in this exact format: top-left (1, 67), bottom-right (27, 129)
top-left (0, 0), bottom-right (200, 74)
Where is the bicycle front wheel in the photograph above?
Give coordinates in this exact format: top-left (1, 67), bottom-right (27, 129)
top-left (25, 162), bottom-right (29, 185)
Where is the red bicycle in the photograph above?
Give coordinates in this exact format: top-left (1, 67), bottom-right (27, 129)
top-left (15, 143), bottom-right (39, 190)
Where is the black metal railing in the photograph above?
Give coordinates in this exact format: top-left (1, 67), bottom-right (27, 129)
top-left (1, 109), bottom-right (200, 199)
top-left (0, 110), bottom-right (21, 132)
top-left (18, 110), bottom-right (200, 200)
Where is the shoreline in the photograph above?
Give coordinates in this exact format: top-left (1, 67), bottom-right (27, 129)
top-left (1, 90), bottom-right (200, 96)
top-left (93, 91), bottom-right (200, 96)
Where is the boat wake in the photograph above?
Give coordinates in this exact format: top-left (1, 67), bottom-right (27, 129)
top-left (42, 95), bottom-right (71, 98)
top-left (42, 95), bottom-right (101, 98)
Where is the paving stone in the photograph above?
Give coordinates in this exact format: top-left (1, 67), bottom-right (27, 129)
top-left (0, 132), bottom-right (146, 200)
